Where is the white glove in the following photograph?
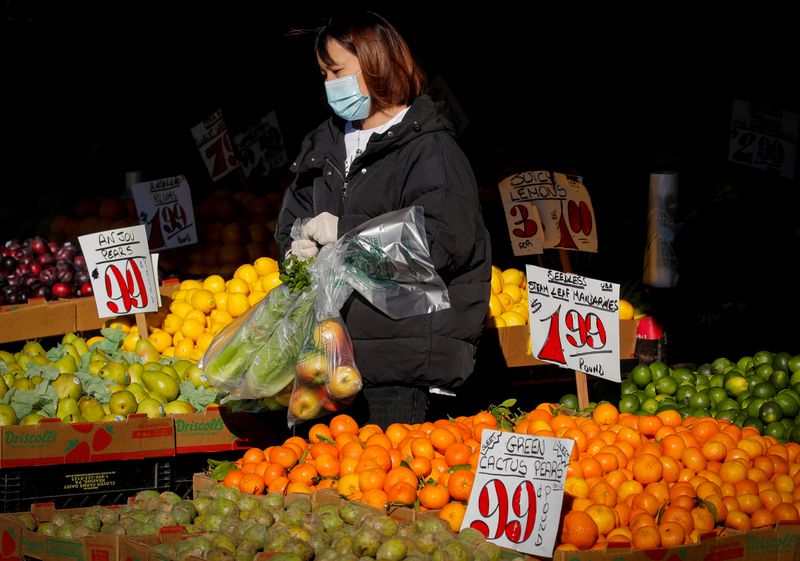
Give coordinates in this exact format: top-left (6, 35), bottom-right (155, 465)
top-left (290, 239), bottom-right (319, 261)
top-left (302, 212), bottom-right (339, 245)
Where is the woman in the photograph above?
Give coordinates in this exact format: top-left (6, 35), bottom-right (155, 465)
top-left (276, 11), bottom-right (491, 427)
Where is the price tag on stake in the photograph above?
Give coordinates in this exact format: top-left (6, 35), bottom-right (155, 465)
top-left (132, 175), bottom-right (198, 251)
top-left (525, 265), bottom-right (621, 382)
top-left (78, 225), bottom-right (160, 318)
top-left (191, 109), bottom-right (240, 181)
top-left (461, 429), bottom-right (574, 558)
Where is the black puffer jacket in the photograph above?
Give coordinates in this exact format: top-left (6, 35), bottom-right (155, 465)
top-left (276, 95), bottom-right (491, 389)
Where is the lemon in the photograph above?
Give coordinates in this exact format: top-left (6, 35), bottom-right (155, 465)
top-left (227, 293), bottom-right (250, 317)
top-left (214, 291), bottom-right (228, 311)
top-left (184, 309), bottom-right (207, 326)
top-left (172, 331), bottom-right (185, 346)
top-left (261, 271), bottom-right (282, 293)
top-left (190, 289), bottom-right (216, 313)
top-left (254, 257), bottom-right (279, 276)
top-left (170, 300), bottom-right (193, 319)
top-left (195, 331), bottom-right (215, 353)
top-left (209, 309), bottom-right (233, 325)
top-left (180, 319), bottom-right (205, 342)
top-left (490, 269), bottom-right (504, 295)
top-left (179, 279), bottom-right (203, 291)
top-left (210, 321), bottom-right (228, 335)
top-left (171, 289), bottom-right (187, 302)
top-left (148, 330), bottom-right (172, 353)
top-left (502, 283), bottom-right (523, 304)
top-left (174, 338), bottom-right (195, 360)
top-left (202, 274), bottom-right (226, 294)
top-left (161, 314), bottom-right (183, 335)
top-left (619, 299), bottom-right (634, 320)
top-left (226, 278), bottom-right (250, 295)
top-left (487, 294), bottom-right (504, 318)
top-left (498, 293), bottom-right (513, 310)
top-left (248, 291), bottom-right (267, 306)
top-left (501, 268), bottom-right (524, 287)
top-left (189, 348), bottom-right (205, 362)
top-left (500, 311), bottom-right (527, 326)
top-left (234, 264), bottom-right (259, 285)
top-left (511, 302), bottom-right (529, 320)
top-left (106, 320), bottom-right (131, 333)
top-left (488, 315), bottom-right (507, 328)
top-left (122, 332), bottom-right (140, 353)
top-left (518, 274), bottom-right (527, 289)
top-left (161, 347), bottom-right (175, 357)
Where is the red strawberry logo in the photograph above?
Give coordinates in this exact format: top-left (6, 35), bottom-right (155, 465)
top-left (64, 440), bottom-right (91, 463)
top-left (1, 529), bottom-right (20, 561)
top-left (71, 423), bottom-right (93, 434)
top-left (92, 427), bottom-right (113, 451)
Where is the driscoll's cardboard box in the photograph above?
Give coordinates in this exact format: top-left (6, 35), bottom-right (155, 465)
top-left (0, 415), bottom-right (174, 469)
top-left (173, 406), bottom-right (291, 454)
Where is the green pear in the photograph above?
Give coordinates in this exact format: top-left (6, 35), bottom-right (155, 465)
top-left (20, 412), bottom-right (44, 425)
top-left (61, 342), bottom-right (81, 363)
top-left (143, 362), bottom-right (163, 372)
top-left (164, 400), bottom-right (196, 415)
top-left (88, 360), bottom-right (106, 375)
top-left (0, 404), bottom-right (18, 426)
top-left (32, 355), bottom-right (51, 366)
top-left (106, 384), bottom-right (127, 393)
top-left (126, 383), bottom-right (149, 404)
top-left (15, 353), bottom-right (36, 370)
top-left (102, 413), bottom-right (124, 422)
top-left (78, 396), bottom-right (105, 422)
top-left (72, 337), bottom-right (90, 356)
top-left (172, 360), bottom-right (193, 377)
top-left (22, 340), bottom-right (46, 356)
top-left (142, 371), bottom-right (180, 401)
top-left (135, 339), bottom-right (161, 363)
top-left (56, 397), bottom-right (81, 422)
top-left (0, 376), bottom-right (8, 399)
top-left (160, 365), bottom-right (180, 384)
top-left (0, 350), bottom-right (14, 363)
top-left (53, 373), bottom-right (83, 400)
top-left (62, 332), bottom-right (78, 345)
top-left (98, 361), bottom-right (129, 385)
top-left (29, 375), bottom-right (44, 386)
top-left (136, 397), bottom-right (165, 418)
top-left (54, 354), bottom-right (78, 374)
top-left (2, 373), bottom-right (15, 389)
top-left (127, 363), bottom-right (144, 385)
top-left (185, 365), bottom-right (210, 389)
top-left (108, 390), bottom-right (138, 416)
top-left (14, 378), bottom-right (35, 391)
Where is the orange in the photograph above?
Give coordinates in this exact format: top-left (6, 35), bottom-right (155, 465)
top-left (725, 511), bottom-right (753, 531)
top-left (384, 466), bottom-right (418, 492)
top-left (408, 456), bottom-right (432, 478)
top-left (419, 484), bottom-right (450, 509)
top-left (720, 460), bottom-right (748, 484)
top-left (447, 469), bottom-right (475, 501)
top-left (637, 416), bottom-right (663, 437)
top-left (361, 445), bottom-right (392, 472)
top-left (584, 504), bottom-right (617, 535)
top-left (659, 456), bottom-right (681, 483)
top-left (594, 452), bottom-right (619, 474)
top-left (387, 481), bottom-right (418, 505)
top-left (238, 473), bottom-right (266, 494)
top-left (310, 441), bottom-right (338, 459)
top-left (223, 469), bottom-right (243, 488)
top-left (631, 492), bottom-right (660, 516)
top-left (560, 511), bottom-right (598, 550)
top-left (429, 428), bottom-right (457, 453)
top-left (691, 505), bottom-right (716, 532)
top-left (308, 423), bottom-right (333, 444)
top-left (362, 488), bottom-right (389, 510)
top-left (289, 463), bottom-right (318, 487)
top-left (262, 463), bottom-right (286, 485)
top-left (682, 447), bottom-right (707, 473)
top-left (630, 512), bottom-right (656, 531)
top-left (268, 476), bottom-right (289, 494)
top-left (565, 477), bottom-right (590, 499)
top-left (702, 441), bottom-right (727, 462)
top-left (359, 468), bottom-right (387, 492)
top-left (593, 403), bottom-right (619, 426)
top-left (314, 453), bottom-right (339, 478)
top-left (661, 506), bottom-right (694, 534)
top-left (444, 443), bottom-right (472, 467)
top-left (439, 502), bottom-right (467, 533)
top-left (340, 440), bottom-right (364, 460)
top-left (657, 409), bottom-right (682, 427)
top-left (268, 446), bottom-right (298, 470)
top-left (691, 419), bottom-right (720, 444)
top-left (286, 482), bottom-right (313, 494)
top-left (658, 521), bottom-right (685, 548)
top-left (337, 473), bottom-right (360, 497)
top-left (588, 481), bottom-right (617, 507)
top-left (338, 457), bottom-right (359, 476)
top-left (632, 454), bottom-right (663, 485)
top-left (772, 503), bottom-right (800, 521)
top-left (750, 508), bottom-right (776, 529)
top-left (617, 480), bottom-right (643, 502)
top-left (329, 414), bottom-right (359, 438)
top-left (632, 525), bottom-right (661, 549)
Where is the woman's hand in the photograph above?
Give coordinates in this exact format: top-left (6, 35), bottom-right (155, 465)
top-left (290, 239), bottom-right (319, 260)
top-left (302, 212), bottom-right (339, 245)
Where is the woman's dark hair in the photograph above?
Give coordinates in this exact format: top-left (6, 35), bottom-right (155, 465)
top-left (315, 11), bottom-right (426, 114)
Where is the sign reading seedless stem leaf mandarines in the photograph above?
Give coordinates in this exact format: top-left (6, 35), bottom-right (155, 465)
top-left (461, 429), bottom-right (574, 557)
top-left (525, 265), bottom-right (621, 382)
top-left (78, 225), bottom-right (160, 318)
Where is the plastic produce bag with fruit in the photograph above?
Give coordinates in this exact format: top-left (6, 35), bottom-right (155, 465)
top-left (287, 206), bottom-right (450, 425)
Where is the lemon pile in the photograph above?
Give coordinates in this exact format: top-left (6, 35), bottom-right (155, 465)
top-left (121, 257), bottom-right (282, 361)
top-left (486, 266), bottom-right (529, 328)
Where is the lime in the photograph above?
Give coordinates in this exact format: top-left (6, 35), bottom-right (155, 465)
top-left (708, 386), bottom-right (729, 405)
top-left (709, 374), bottom-right (725, 388)
top-left (717, 398), bottom-right (740, 411)
top-left (724, 375), bottom-right (749, 397)
top-left (737, 356), bottom-right (755, 372)
top-left (559, 394), bottom-right (579, 410)
top-left (672, 367), bottom-right (696, 385)
top-left (775, 393), bottom-right (800, 417)
top-left (618, 395), bottom-right (640, 414)
top-left (688, 390), bottom-right (711, 410)
top-left (773, 352), bottom-right (791, 373)
top-left (790, 371), bottom-right (800, 386)
top-left (781, 388), bottom-right (800, 403)
top-left (764, 421), bottom-right (786, 441)
top-left (780, 418), bottom-right (795, 435)
top-left (788, 355), bottom-right (800, 374)
top-left (655, 376), bottom-right (679, 396)
top-left (645, 382), bottom-right (659, 398)
top-left (793, 383), bottom-right (800, 396)
top-left (679, 406), bottom-right (694, 419)
top-left (715, 409), bottom-right (737, 422)
top-left (770, 370), bottom-right (789, 390)
top-left (743, 418), bottom-right (765, 432)
top-left (630, 364), bottom-right (653, 388)
top-left (650, 361), bottom-right (669, 382)
top-left (692, 408), bottom-right (711, 418)
top-left (635, 391), bottom-right (649, 405)
top-left (752, 382), bottom-right (777, 399)
top-left (697, 363), bottom-right (713, 377)
top-left (640, 398), bottom-right (659, 415)
top-left (741, 395), bottom-right (757, 409)
top-left (723, 368), bottom-right (745, 382)
top-left (675, 385), bottom-right (696, 406)
top-left (695, 378), bottom-right (710, 392)
top-left (747, 398), bottom-right (766, 419)
top-left (620, 380), bottom-right (638, 396)
top-left (760, 401), bottom-right (784, 424)
top-left (754, 350), bottom-right (774, 366)
top-left (712, 357), bottom-right (733, 375)
top-left (755, 363), bottom-right (774, 381)
top-left (733, 413), bottom-right (748, 428)
top-left (736, 390), bottom-right (753, 405)
top-left (746, 375), bottom-right (762, 391)
top-left (657, 402), bottom-right (679, 413)
top-left (790, 425), bottom-right (800, 444)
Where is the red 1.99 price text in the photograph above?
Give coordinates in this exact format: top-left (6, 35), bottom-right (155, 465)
top-left (537, 305), bottom-right (607, 364)
top-left (103, 258), bottom-right (149, 314)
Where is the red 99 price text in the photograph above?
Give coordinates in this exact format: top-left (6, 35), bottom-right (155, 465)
top-left (470, 479), bottom-right (553, 547)
top-left (102, 258), bottom-right (149, 314)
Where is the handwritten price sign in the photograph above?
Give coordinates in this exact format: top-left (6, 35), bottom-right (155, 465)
top-left (499, 171), bottom-right (597, 255)
top-left (462, 429), bottom-right (574, 557)
top-left (132, 175), bottom-right (198, 251)
top-left (526, 265), bottom-right (621, 382)
top-left (78, 225), bottom-right (160, 318)
top-left (729, 99), bottom-right (797, 180)
top-left (191, 109), bottom-right (240, 181)
top-left (233, 111), bottom-right (288, 178)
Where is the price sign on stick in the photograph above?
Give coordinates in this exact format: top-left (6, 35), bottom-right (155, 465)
top-left (729, 99), bottom-right (798, 180)
top-left (233, 111), bottom-right (288, 178)
top-left (499, 171), bottom-right (597, 253)
top-left (525, 265), bottom-right (621, 382)
top-left (78, 225), bottom-right (160, 318)
top-left (132, 175), bottom-right (198, 251)
top-left (461, 429), bottom-right (574, 558)
top-left (191, 109), bottom-right (240, 181)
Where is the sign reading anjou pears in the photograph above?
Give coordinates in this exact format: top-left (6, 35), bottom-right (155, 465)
top-left (461, 429), bottom-right (573, 558)
top-left (78, 225), bottom-right (160, 318)
top-left (526, 265), bottom-right (621, 382)
top-left (132, 175), bottom-right (198, 251)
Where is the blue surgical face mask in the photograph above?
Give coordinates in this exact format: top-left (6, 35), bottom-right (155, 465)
top-left (324, 72), bottom-right (371, 121)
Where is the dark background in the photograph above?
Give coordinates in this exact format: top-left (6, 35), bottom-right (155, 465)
top-left (2, 1), bottom-right (799, 364)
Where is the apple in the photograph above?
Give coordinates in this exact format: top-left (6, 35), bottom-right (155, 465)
top-left (325, 364), bottom-right (362, 400)
top-left (312, 319), bottom-right (348, 352)
top-left (288, 384), bottom-right (324, 421)
top-left (296, 352), bottom-right (328, 384)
